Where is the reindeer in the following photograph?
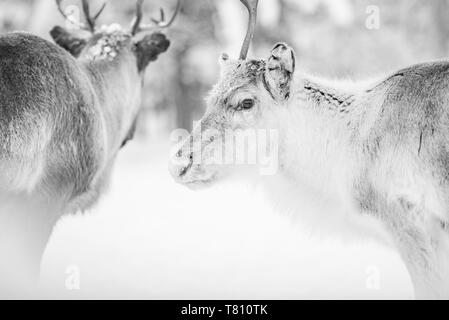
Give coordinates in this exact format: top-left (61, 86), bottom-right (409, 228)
top-left (169, 0), bottom-right (449, 299)
top-left (0, 0), bottom-right (180, 293)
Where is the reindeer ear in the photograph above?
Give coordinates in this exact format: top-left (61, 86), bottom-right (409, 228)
top-left (134, 33), bottom-right (170, 72)
top-left (264, 43), bottom-right (296, 101)
top-left (50, 26), bottom-right (87, 58)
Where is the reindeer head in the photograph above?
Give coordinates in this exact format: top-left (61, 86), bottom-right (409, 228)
top-left (50, 0), bottom-right (181, 71)
top-left (170, 0), bottom-right (296, 188)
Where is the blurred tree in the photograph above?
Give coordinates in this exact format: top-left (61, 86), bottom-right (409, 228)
top-left (2, 0), bottom-right (449, 137)
top-left (432, 0), bottom-right (449, 56)
top-left (171, 0), bottom-right (218, 131)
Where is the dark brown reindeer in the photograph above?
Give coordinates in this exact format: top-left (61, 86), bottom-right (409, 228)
top-left (0, 0), bottom-right (180, 293)
top-left (170, 0), bottom-right (449, 299)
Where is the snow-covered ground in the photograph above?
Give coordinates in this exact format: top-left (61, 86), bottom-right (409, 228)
top-left (40, 137), bottom-right (414, 299)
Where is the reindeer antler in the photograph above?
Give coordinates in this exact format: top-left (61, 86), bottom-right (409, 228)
top-left (81, 0), bottom-right (107, 32)
top-left (131, 0), bottom-right (182, 36)
top-left (56, 0), bottom-right (106, 33)
top-left (239, 0), bottom-right (259, 60)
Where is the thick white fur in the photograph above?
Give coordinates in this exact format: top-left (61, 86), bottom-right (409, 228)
top-left (170, 47), bottom-right (449, 298)
top-left (268, 71), bottom-right (449, 299)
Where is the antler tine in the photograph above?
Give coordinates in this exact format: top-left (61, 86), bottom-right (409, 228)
top-left (153, 0), bottom-right (182, 29)
top-left (131, 0), bottom-right (144, 36)
top-left (239, 0), bottom-right (259, 60)
top-left (131, 0), bottom-right (182, 35)
top-left (81, 0), bottom-right (107, 32)
top-left (93, 2), bottom-right (107, 19)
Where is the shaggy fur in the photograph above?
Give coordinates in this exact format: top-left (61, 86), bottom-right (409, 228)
top-left (170, 43), bottom-right (449, 299)
top-left (0, 28), bottom-right (169, 291)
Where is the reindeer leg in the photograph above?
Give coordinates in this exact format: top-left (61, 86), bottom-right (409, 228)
top-left (0, 199), bottom-right (59, 297)
top-left (380, 198), bottom-right (449, 299)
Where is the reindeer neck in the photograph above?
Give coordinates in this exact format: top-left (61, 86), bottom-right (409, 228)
top-left (275, 74), bottom-right (362, 198)
top-left (81, 50), bottom-right (142, 154)
top-left (294, 76), bottom-right (359, 116)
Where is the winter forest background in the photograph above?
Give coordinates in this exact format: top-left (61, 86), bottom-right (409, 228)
top-left (2, 0), bottom-right (448, 134)
top-left (1, 0), bottom-right (448, 299)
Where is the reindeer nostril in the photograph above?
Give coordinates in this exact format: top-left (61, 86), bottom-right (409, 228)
top-left (176, 153), bottom-right (194, 178)
top-left (177, 149), bottom-right (182, 158)
top-left (179, 166), bottom-right (188, 177)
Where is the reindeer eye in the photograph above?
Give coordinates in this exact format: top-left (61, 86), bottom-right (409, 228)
top-left (241, 98), bottom-right (255, 110)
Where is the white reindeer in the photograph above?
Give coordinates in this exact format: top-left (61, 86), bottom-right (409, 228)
top-left (169, 0), bottom-right (449, 299)
top-left (0, 0), bottom-right (180, 293)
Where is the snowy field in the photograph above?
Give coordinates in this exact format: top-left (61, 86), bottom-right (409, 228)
top-left (40, 137), bottom-right (414, 299)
